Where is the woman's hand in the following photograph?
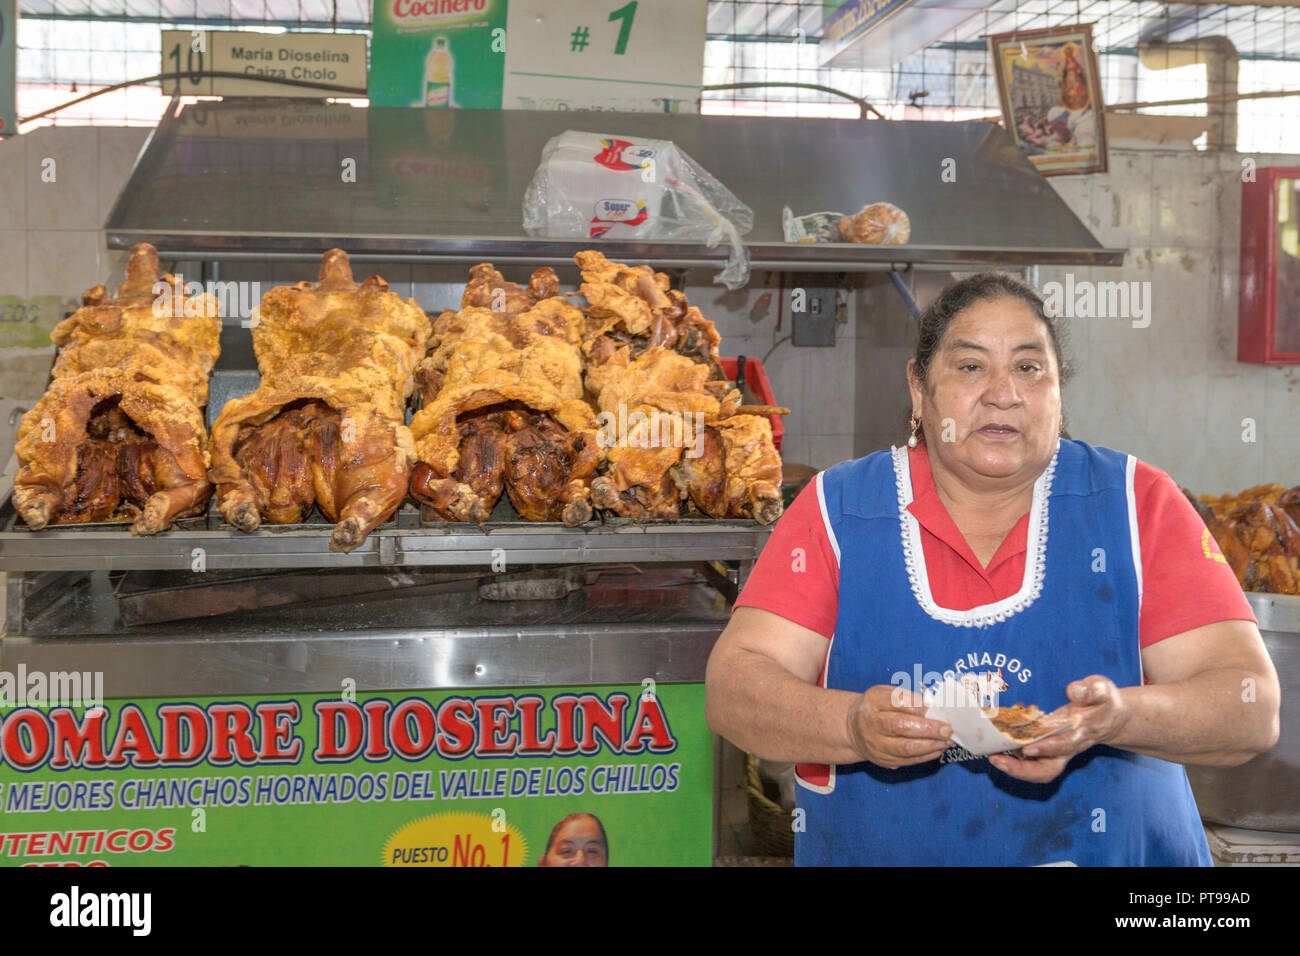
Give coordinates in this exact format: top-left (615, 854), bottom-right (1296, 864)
top-left (847, 685), bottom-right (954, 769)
top-left (988, 675), bottom-right (1131, 783)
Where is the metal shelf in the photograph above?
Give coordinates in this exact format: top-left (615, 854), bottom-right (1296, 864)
top-left (0, 516), bottom-right (773, 572)
top-left (113, 234), bottom-right (1125, 270)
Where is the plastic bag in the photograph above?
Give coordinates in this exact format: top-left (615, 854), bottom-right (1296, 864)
top-left (839, 202), bottom-right (911, 245)
top-left (782, 206), bottom-right (845, 243)
top-left (522, 131), bottom-right (754, 289)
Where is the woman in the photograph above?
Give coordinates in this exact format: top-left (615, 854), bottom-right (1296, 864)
top-left (705, 273), bottom-right (1280, 866)
top-left (537, 813), bottom-right (609, 867)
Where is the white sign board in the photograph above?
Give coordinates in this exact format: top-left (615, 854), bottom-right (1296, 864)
top-left (502, 0), bottom-right (704, 113)
top-left (162, 31), bottom-right (368, 98)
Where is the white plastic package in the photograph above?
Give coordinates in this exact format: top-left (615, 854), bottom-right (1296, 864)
top-left (522, 131), bottom-right (754, 289)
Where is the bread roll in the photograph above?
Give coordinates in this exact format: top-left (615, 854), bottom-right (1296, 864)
top-left (839, 202), bottom-right (911, 245)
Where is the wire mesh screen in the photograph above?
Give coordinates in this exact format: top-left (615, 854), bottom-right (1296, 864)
top-left (12, 0), bottom-right (1300, 151)
top-left (702, 0), bottom-right (1300, 152)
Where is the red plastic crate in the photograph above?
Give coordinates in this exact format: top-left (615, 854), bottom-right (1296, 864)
top-left (719, 356), bottom-right (784, 453)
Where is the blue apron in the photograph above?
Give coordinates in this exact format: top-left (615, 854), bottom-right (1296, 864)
top-left (796, 439), bottom-right (1212, 866)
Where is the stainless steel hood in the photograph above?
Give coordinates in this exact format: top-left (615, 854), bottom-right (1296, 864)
top-left (105, 98), bottom-right (1123, 272)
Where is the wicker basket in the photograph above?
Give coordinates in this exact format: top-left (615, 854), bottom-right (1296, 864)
top-left (745, 753), bottom-right (795, 858)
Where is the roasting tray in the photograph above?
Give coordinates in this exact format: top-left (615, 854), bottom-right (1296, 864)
top-left (0, 479), bottom-right (773, 572)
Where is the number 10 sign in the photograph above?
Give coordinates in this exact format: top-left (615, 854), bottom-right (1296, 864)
top-left (502, 0), bottom-right (705, 113)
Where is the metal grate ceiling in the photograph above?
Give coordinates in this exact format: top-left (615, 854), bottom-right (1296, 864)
top-left (13, 0), bottom-right (1300, 149)
top-left (706, 0), bottom-right (824, 41)
top-left (705, 0), bottom-right (1300, 60)
top-left (18, 0), bottom-right (371, 27)
top-left (952, 0), bottom-right (1300, 58)
top-left (14, 1), bottom-right (1300, 60)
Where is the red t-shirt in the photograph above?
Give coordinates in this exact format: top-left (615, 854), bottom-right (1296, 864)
top-left (735, 444), bottom-right (1256, 647)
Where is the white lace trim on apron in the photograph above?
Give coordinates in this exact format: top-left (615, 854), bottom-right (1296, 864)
top-left (890, 441), bottom-right (1059, 628)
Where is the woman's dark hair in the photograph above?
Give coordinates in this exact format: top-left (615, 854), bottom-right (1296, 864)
top-left (910, 272), bottom-right (1073, 387)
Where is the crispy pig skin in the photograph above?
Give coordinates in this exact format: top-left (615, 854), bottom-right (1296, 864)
top-left (989, 704), bottom-right (1078, 744)
top-left (209, 249), bottom-right (430, 551)
top-left (13, 242), bottom-right (219, 534)
top-left (576, 252), bottom-right (785, 525)
top-left (410, 267), bottom-right (596, 526)
top-left (1192, 483), bottom-right (1300, 594)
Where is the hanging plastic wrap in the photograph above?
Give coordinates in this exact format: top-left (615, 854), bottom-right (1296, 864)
top-left (522, 131), bottom-right (754, 289)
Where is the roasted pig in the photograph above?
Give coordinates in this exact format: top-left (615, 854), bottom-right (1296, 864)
top-left (409, 266), bottom-right (597, 526)
top-left (209, 249), bottom-right (430, 552)
top-left (1188, 483), bottom-right (1300, 594)
top-left (577, 250), bottom-right (725, 381)
top-left (13, 242), bottom-right (220, 534)
top-left (587, 349), bottom-right (784, 524)
top-left (576, 253), bottom-right (787, 525)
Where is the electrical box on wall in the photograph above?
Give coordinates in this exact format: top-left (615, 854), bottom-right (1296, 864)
top-left (789, 276), bottom-right (837, 347)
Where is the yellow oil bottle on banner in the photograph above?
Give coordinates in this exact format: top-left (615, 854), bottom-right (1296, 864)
top-left (370, 0), bottom-right (505, 110)
top-left (424, 36), bottom-right (454, 108)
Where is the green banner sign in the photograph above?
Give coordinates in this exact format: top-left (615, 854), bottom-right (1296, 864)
top-left (369, 0), bottom-right (507, 109)
top-left (0, 682), bottom-right (711, 866)
top-left (0, 296), bottom-right (70, 348)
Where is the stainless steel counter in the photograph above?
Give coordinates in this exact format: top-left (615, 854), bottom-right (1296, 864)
top-left (1187, 591), bottom-right (1300, 833)
top-left (0, 564), bottom-right (735, 697)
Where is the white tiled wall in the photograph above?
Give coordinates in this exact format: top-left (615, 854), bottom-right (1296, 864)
top-left (682, 269), bottom-right (856, 470)
top-left (0, 126), bottom-right (151, 406)
top-left (1038, 146), bottom-right (1300, 495)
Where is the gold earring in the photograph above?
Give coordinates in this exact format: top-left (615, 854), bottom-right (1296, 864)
top-left (908, 414), bottom-right (921, 448)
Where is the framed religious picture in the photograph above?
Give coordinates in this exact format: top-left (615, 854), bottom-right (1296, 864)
top-left (988, 24), bottom-right (1108, 176)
